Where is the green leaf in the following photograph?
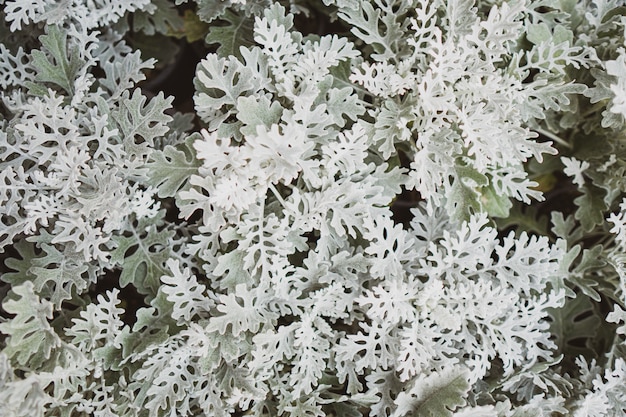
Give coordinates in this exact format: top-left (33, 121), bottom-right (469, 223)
top-left (146, 133), bottom-right (202, 198)
top-left (144, 340), bottom-right (196, 414)
top-left (527, 23), bottom-right (573, 46)
top-left (371, 98), bottom-right (415, 159)
top-left (337, 1), bottom-right (403, 61)
top-left (552, 24), bottom-right (574, 45)
top-left (112, 89), bottom-right (174, 155)
top-left (98, 50), bottom-right (156, 100)
top-left (26, 25), bottom-right (87, 96)
top-left (2, 239), bottom-right (39, 287)
top-left (550, 242), bottom-right (578, 299)
top-left (524, 79), bottom-right (587, 121)
top-left (574, 185), bottom-right (608, 232)
top-left (213, 249), bottom-right (254, 291)
top-left (527, 23), bottom-right (552, 45)
top-left (236, 95), bottom-right (283, 136)
top-left (446, 164), bottom-right (488, 224)
top-left (548, 294), bottom-right (602, 366)
top-left (553, 241), bottom-right (605, 302)
top-left (551, 212), bottom-right (583, 245)
top-left (584, 67), bottom-right (615, 105)
top-left (324, 87), bottom-right (365, 128)
top-left (193, 53), bottom-right (257, 128)
top-left (204, 9), bottom-right (255, 58)
top-left (496, 203), bottom-right (549, 237)
top-left (393, 367), bottom-right (470, 417)
top-left (570, 245), bottom-right (605, 302)
top-left (28, 240), bottom-right (92, 308)
top-left (129, 31), bottom-right (181, 66)
top-left (66, 289), bottom-right (126, 354)
top-left (206, 284), bottom-right (278, 337)
top-left (132, 0), bottom-right (185, 36)
top-left (120, 292), bottom-right (174, 356)
top-left (481, 183), bottom-right (513, 218)
top-left (196, 0), bottom-right (229, 23)
top-left (4, 233), bottom-right (96, 308)
top-left (179, 9), bottom-right (211, 43)
top-left (109, 213), bottom-right (176, 296)
top-left (325, 401), bottom-right (363, 417)
top-left (0, 282), bottom-right (61, 367)
top-left (204, 328), bottom-right (251, 363)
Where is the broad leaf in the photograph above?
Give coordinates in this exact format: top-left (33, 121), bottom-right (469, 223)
top-left (205, 9), bottom-right (255, 57)
top-left (109, 213), bottom-right (176, 296)
top-left (146, 133), bottom-right (202, 198)
top-left (574, 185), bottom-right (608, 232)
top-left (393, 367), bottom-right (470, 417)
top-left (0, 282), bottom-right (61, 367)
top-left (27, 25), bottom-right (90, 96)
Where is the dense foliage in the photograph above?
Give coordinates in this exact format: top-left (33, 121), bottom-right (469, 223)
top-left (1, 0), bottom-right (626, 416)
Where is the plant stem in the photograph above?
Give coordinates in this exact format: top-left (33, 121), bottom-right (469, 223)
top-left (533, 127), bottom-right (573, 149)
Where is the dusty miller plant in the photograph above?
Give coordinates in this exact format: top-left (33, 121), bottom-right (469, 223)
top-left (1, 0), bottom-right (626, 416)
